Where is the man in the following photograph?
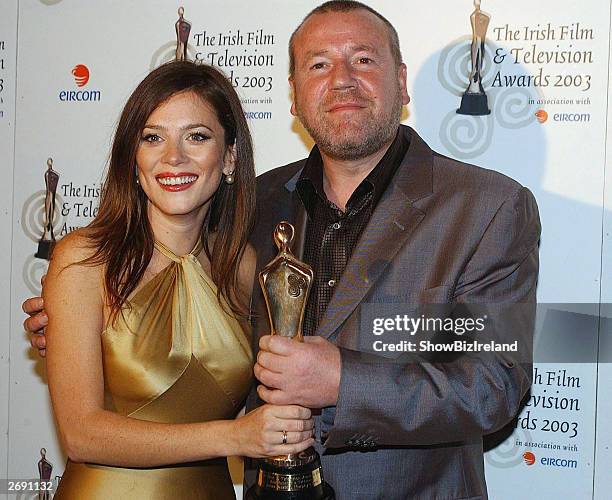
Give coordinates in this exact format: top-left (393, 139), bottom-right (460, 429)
top-left (25, 1), bottom-right (540, 498)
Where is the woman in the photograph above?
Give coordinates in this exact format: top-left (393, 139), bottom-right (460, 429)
top-left (44, 61), bottom-right (314, 499)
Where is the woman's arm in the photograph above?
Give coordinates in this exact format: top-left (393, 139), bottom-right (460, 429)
top-left (45, 231), bottom-right (313, 467)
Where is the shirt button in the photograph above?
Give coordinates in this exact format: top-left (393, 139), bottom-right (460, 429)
top-left (332, 222), bottom-right (341, 230)
top-left (328, 279), bottom-right (336, 287)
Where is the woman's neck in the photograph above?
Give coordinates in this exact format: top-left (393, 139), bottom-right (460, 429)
top-left (148, 203), bottom-right (209, 256)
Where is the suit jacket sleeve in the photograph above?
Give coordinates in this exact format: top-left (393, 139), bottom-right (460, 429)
top-left (321, 186), bottom-right (540, 448)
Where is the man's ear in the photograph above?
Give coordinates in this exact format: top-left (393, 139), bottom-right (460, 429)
top-left (398, 63), bottom-right (410, 105)
top-left (289, 77), bottom-right (298, 116)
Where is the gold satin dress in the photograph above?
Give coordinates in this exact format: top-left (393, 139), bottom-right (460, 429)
top-left (54, 240), bottom-right (253, 500)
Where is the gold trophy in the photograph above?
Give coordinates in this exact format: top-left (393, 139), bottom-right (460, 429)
top-left (35, 158), bottom-right (59, 260)
top-left (457, 0), bottom-right (491, 115)
top-left (246, 222), bottom-right (335, 499)
top-left (175, 7), bottom-right (191, 61)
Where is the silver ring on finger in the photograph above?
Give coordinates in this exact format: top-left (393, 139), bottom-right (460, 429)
top-left (282, 430), bottom-right (288, 445)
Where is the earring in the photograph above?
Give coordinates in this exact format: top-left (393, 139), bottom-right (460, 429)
top-left (225, 171), bottom-right (235, 185)
top-left (135, 166), bottom-right (140, 185)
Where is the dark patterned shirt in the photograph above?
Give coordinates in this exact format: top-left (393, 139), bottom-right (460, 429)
top-left (297, 128), bottom-right (409, 337)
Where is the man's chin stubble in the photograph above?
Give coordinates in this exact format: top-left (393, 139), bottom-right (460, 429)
top-left (306, 122), bottom-right (399, 161)
top-left (318, 137), bottom-right (388, 161)
top-left (297, 100), bottom-right (403, 161)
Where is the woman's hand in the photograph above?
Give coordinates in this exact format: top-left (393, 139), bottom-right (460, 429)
top-left (230, 404), bottom-right (314, 458)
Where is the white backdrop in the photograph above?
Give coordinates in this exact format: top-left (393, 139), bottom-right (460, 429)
top-left (1, 0), bottom-right (611, 498)
top-left (0, 0), bottom-right (18, 491)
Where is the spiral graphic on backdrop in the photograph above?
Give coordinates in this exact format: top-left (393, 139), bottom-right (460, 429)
top-left (494, 87), bottom-right (538, 129)
top-left (23, 255), bottom-right (49, 295)
top-left (150, 42), bottom-right (197, 70)
top-left (38, 0), bottom-right (63, 5)
top-left (485, 428), bottom-right (534, 469)
top-left (21, 190), bottom-right (66, 243)
top-left (438, 37), bottom-right (495, 96)
top-left (439, 110), bottom-right (494, 159)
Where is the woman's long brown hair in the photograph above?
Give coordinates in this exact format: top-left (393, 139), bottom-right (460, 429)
top-left (85, 61), bottom-right (255, 319)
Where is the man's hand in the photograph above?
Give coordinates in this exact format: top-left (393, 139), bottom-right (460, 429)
top-left (254, 335), bottom-right (341, 408)
top-left (22, 296), bottom-right (47, 357)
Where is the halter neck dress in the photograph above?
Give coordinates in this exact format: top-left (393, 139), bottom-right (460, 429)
top-left (54, 240), bottom-right (252, 499)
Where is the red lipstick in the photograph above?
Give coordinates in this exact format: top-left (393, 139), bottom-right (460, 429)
top-left (155, 172), bottom-right (199, 192)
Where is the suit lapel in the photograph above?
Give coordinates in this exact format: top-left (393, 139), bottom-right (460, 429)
top-left (255, 168), bottom-right (306, 266)
top-left (284, 169), bottom-right (307, 260)
top-left (315, 127), bottom-right (434, 340)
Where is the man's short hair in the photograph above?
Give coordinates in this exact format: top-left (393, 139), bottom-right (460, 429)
top-left (288, 0), bottom-right (403, 77)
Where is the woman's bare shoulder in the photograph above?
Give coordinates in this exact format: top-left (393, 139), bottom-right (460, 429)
top-left (44, 229), bottom-right (105, 317)
top-left (49, 228), bottom-right (102, 273)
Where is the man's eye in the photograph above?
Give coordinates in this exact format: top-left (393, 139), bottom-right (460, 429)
top-left (357, 57), bottom-right (373, 64)
top-left (189, 132), bottom-right (210, 142)
top-left (310, 62), bottom-right (326, 70)
top-left (141, 133), bottom-right (161, 143)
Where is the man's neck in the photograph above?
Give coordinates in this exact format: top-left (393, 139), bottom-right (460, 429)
top-left (320, 137), bottom-right (394, 211)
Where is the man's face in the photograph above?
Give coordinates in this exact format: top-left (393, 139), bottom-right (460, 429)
top-left (290, 9), bottom-right (409, 161)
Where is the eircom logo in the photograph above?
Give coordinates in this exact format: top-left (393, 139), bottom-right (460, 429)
top-left (535, 110), bottom-right (548, 124)
top-left (59, 64), bottom-right (101, 102)
top-left (523, 451), bottom-right (536, 466)
top-left (72, 64), bottom-right (89, 87)
top-left (540, 457), bottom-right (578, 469)
top-left (523, 451), bottom-right (578, 469)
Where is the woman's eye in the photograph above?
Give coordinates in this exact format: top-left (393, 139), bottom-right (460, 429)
top-left (189, 132), bottom-right (210, 142)
top-left (141, 133), bottom-right (161, 143)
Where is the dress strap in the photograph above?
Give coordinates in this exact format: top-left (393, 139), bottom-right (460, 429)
top-left (154, 238), bottom-right (204, 263)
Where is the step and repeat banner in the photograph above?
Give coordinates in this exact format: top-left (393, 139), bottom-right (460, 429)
top-left (1, 1), bottom-right (610, 498)
top-left (0, 0), bottom-right (17, 489)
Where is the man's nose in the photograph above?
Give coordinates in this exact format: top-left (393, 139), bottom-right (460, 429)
top-left (330, 60), bottom-right (357, 90)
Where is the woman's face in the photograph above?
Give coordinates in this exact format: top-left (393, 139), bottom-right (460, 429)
top-left (136, 90), bottom-right (234, 224)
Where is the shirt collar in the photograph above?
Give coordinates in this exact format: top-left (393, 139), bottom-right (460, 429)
top-left (297, 127), bottom-right (409, 214)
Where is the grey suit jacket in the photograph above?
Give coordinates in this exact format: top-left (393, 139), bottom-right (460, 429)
top-left (244, 126), bottom-right (540, 500)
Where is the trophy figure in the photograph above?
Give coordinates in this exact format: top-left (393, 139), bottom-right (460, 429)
top-left (35, 158), bottom-right (59, 260)
top-left (175, 7), bottom-right (191, 61)
top-left (246, 222), bottom-right (335, 499)
top-left (457, 0), bottom-right (491, 116)
top-left (38, 448), bottom-right (53, 500)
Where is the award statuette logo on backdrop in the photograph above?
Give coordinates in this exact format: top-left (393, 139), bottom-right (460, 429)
top-left (175, 7), bottom-right (192, 62)
top-left (246, 222), bottom-right (335, 500)
top-left (457, 0), bottom-right (492, 116)
top-left (37, 448), bottom-right (53, 500)
top-left (35, 158), bottom-right (59, 260)
top-left (150, 6), bottom-right (194, 69)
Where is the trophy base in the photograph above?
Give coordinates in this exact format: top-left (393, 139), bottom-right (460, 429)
top-left (35, 239), bottom-right (56, 260)
top-left (457, 92), bottom-right (491, 116)
top-left (245, 482), bottom-right (335, 500)
top-left (245, 449), bottom-right (335, 500)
